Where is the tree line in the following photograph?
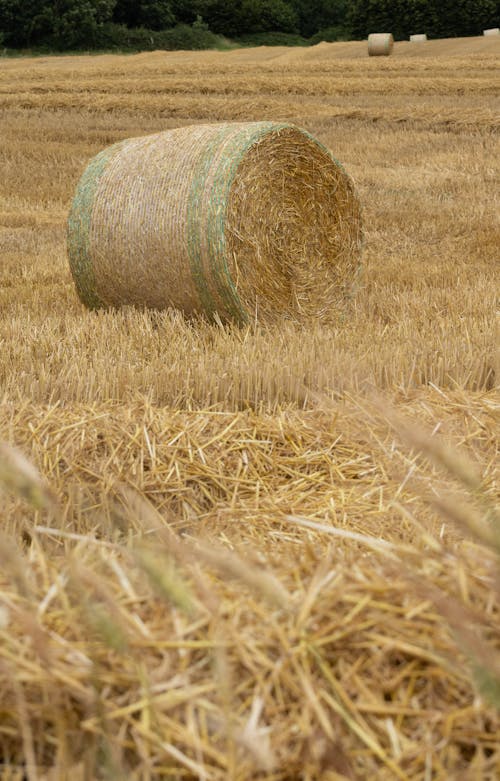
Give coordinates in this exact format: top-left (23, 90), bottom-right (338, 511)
top-left (0, 0), bottom-right (498, 51)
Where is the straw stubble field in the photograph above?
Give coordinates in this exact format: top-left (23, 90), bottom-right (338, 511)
top-left (0, 36), bottom-right (499, 779)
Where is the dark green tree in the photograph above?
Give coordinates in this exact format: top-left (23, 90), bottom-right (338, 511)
top-left (170, 0), bottom-right (199, 23)
top-left (348, 0), bottom-right (400, 38)
top-left (348, 0), bottom-right (498, 40)
top-left (0, 0), bottom-right (116, 47)
top-left (53, 0), bottom-right (117, 47)
top-left (0, 0), bottom-right (52, 46)
top-left (401, 0), bottom-right (437, 37)
top-left (431, 0), bottom-right (497, 37)
top-left (291, 0), bottom-right (349, 38)
top-left (193, 0), bottom-right (298, 36)
top-left (2, 0), bottom-right (498, 50)
top-left (113, 0), bottom-right (175, 30)
top-left (240, 0), bottom-right (298, 33)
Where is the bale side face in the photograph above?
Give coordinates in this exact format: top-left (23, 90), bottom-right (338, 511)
top-left (368, 33), bottom-right (394, 56)
top-left (67, 122), bottom-right (362, 325)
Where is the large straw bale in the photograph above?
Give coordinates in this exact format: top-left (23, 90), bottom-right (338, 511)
top-left (367, 33), bottom-right (394, 56)
top-left (410, 34), bottom-right (427, 42)
top-left (483, 28), bottom-right (499, 36)
top-left (67, 122), bottom-right (362, 325)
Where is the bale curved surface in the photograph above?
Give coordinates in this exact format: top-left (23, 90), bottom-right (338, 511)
top-left (410, 34), bottom-right (427, 42)
top-left (67, 122), bottom-right (362, 325)
top-left (483, 28), bottom-right (499, 36)
top-left (368, 33), bottom-right (394, 56)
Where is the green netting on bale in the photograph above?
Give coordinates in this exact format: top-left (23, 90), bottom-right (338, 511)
top-left (67, 141), bottom-right (127, 310)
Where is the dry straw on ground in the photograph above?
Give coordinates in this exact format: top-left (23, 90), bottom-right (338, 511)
top-left (0, 391), bottom-right (498, 779)
top-left (67, 122), bottom-right (362, 325)
top-left (368, 34), bottom-right (394, 57)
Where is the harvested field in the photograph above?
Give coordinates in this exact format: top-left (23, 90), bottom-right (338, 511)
top-left (0, 36), bottom-right (499, 779)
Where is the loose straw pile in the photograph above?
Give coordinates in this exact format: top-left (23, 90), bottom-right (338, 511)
top-left (368, 33), bottom-right (394, 56)
top-left (67, 122), bottom-right (362, 325)
top-left (1, 394), bottom-right (499, 778)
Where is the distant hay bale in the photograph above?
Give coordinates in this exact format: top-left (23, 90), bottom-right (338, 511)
top-left (483, 28), bottom-right (499, 36)
top-left (410, 34), bottom-right (427, 42)
top-left (67, 122), bottom-right (362, 325)
top-left (367, 33), bottom-right (394, 56)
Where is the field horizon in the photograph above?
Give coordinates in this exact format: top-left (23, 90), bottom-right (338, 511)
top-left (0, 36), bottom-right (499, 779)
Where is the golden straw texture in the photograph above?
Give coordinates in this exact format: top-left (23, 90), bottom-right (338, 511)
top-left (67, 122), bottom-right (362, 325)
top-left (368, 33), bottom-right (394, 56)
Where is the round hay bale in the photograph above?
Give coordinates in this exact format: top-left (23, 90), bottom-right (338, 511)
top-left (483, 28), bottom-right (499, 36)
top-left (67, 122), bottom-right (362, 325)
top-left (367, 33), bottom-right (394, 56)
top-left (409, 34), bottom-right (427, 42)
